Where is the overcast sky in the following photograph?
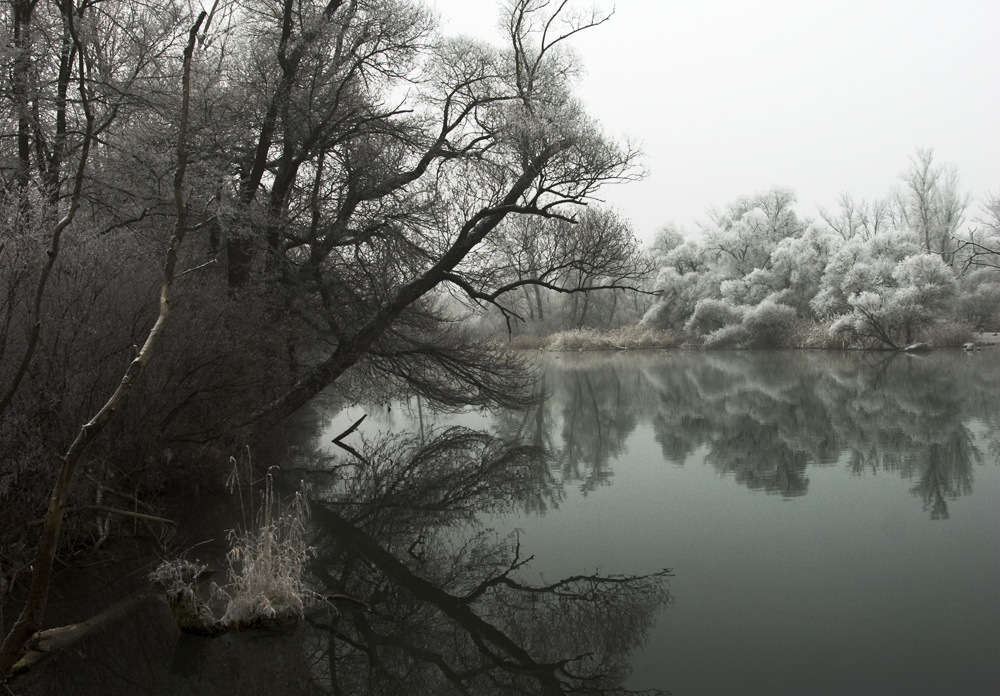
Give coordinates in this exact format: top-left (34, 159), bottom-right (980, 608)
top-left (432, 0), bottom-right (1000, 244)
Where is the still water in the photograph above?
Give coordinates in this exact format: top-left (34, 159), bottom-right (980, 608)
top-left (321, 349), bottom-right (1000, 696)
top-left (10, 350), bottom-right (998, 696)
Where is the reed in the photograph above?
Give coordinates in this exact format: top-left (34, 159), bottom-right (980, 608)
top-left (212, 472), bottom-right (313, 630)
top-left (151, 465), bottom-right (315, 633)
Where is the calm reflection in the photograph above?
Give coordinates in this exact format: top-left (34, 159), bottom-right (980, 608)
top-left (11, 428), bottom-right (672, 696)
top-left (484, 351), bottom-right (997, 517)
top-left (17, 351), bottom-right (994, 695)
top-left (314, 349), bottom-right (998, 695)
top-left (303, 428), bottom-right (671, 695)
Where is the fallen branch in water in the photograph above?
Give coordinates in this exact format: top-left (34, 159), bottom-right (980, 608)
top-left (10, 590), bottom-right (159, 675)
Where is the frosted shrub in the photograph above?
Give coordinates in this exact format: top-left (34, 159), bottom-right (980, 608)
top-left (685, 298), bottom-right (744, 337)
top-left (150, 558), bottom-right (208, 602)
top-left (703, 323), bottom-right (749, 349)
top-left (149, 558), bottom-right (218, 634)
top-left (741, 299), bottom-right (797, 348)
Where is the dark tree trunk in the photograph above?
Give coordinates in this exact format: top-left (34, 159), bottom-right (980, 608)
top-left (11, 0), bottom-right (39, 190)
top-left (226, 236), bottom-right (256, 290)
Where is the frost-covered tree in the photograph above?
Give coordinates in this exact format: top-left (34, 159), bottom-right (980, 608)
top-left (641, 238), bottom-right (720, 330)
top-left (819, 192), bottom-right (901, 241)
top-left (642, 152), bottom-right (985, 348)
top-left (764, 225), bottom-right (840, 313)
top-left (643, 189), bottom-right (806, 333)
top-left (897, 148), bottom-right (969, 263)
top-left (702, 188), bottom-right (804, 276)
top-left (648, 223), bottom-right (685, 264)
top-left (811, 231), bottom-right (920, 320)
top-left (824, 251), bottom-right (958, 349)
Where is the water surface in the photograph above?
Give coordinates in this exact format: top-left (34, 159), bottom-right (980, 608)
top-left (13, 350), bottom-right (998, 696)
top-left (322, 349), bottom-right (1000, 696)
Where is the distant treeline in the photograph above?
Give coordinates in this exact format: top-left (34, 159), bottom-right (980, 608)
top-left (488, 149), bottom-right (999, 349)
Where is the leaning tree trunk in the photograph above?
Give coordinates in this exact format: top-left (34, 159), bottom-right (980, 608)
top-left (0, 12), bottom-right (206, 678)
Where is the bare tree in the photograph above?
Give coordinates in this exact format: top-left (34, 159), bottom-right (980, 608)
top-left (465, 207), bottom-right (653, 330)
top-left (212, 0), bottom-right (644, 433)
top-left (819, 192), bottom-right (900, 241)
top-left (897, 148), bottom-right (970, 264)
top-left (0, 10), bottom-right (206, 677)
top-left (0, 4), bottom-right (649, 656)
top-left (954, 192), bottom-right (1000, 273)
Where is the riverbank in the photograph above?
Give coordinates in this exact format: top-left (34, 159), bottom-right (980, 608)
top-left (504, 323), bottom-right (992, 352)
top-left (507, 327), bottom-right (681, 351)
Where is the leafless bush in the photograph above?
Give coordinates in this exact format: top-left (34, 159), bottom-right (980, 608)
top-left (0, 222), bottom-right (291, 590)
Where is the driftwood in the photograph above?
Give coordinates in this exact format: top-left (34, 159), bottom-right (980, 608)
top-left (10, 590), bottom-right (160, 674)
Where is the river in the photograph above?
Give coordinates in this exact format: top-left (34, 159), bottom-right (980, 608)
top-left (318, 349), bottom-right (1000, 696)
top-left (10, 349), bottom-right (999, 696)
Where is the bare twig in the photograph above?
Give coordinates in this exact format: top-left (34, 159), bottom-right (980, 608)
top-left (177, 258), bottom-right (218, 277)
top-left (331, 414), bottom-right (370, 467)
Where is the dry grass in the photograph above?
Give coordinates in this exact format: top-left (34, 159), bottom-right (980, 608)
top-left (543, 326), bottom-right (680, 351)
top-left (785, 320), bottom-right (846, 349)
top-left (918, 322), bottom-right (974, 347)
top-left (212, 473), bottom-right (314, 630)
top-left (786, 319), bottom-right (976, 350)
top-left (152, 468), bottom-right (315, 634)
top-left (505, 334), bottom-right (550, 350)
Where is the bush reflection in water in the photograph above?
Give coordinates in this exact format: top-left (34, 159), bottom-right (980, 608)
top-left (488, 350), bottom-right (997, 518)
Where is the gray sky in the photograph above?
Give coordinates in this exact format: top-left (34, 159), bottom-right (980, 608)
top-left (433, 0), bottom-right (1000, 244)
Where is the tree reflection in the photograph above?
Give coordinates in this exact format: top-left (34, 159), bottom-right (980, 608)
top-left (531, 351), bottom-right (997, 516)
top-left (330, 351), bottom-right (996, 515)
top-left (304, 427), bottom-right (673, 695)
top-left (492, 357), bottom-right (651, 497)
top-left (558, 364), bottom-right (642, 494)
top-left (825, 354), bottom-right (985, 519)
top-left (489, 374), bottom-right (567, 515)
top-left (10, 427), bottom-right (672, 696)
